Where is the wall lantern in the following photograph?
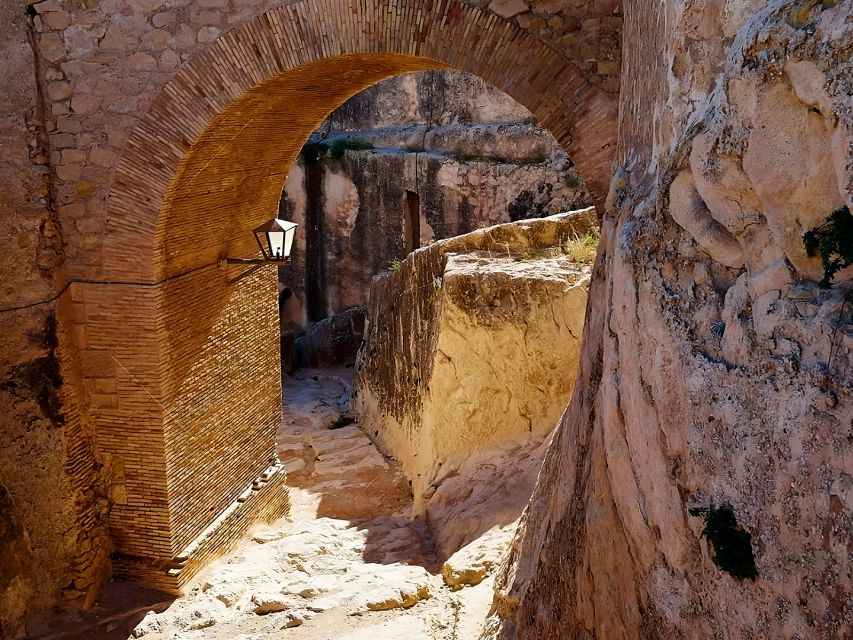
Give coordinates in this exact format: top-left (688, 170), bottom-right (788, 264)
top-left (220, 218), bottom-right (298, 267)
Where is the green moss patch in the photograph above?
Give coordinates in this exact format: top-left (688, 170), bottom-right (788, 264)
top-left (803, 205), bottom-right (852, 288)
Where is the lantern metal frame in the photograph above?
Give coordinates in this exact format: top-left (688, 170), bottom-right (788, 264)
top-left (219, 218), bottom-right (298, 268)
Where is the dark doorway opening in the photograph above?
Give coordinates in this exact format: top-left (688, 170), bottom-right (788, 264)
top-left (404, 190), bottom-right (420, 256)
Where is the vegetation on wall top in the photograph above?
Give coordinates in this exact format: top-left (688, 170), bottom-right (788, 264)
top-left (303, 138), bottom-right (375, 165)
top-left (803, 205), bottom-right (852, 288)
top-left (563, 229), bottom-right (599, 264)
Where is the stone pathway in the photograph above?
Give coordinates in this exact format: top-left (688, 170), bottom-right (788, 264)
top-left (128, 369), bottom-right (506, 639)
top-left (37, 369), bottom-right (510, 640)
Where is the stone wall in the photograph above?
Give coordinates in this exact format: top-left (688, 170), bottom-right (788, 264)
top-left (320, 69), bottom-right (534, 130)
top-left (0, 0), bottom-right (619, 628)
top-left (0, 4), bottom-right (111, 636)
top-left (295, 306), bottom-right (367, 369)
top-left (278, 70), bottom-right (592, 325)
top-left (352, 210), bottom-right (597, 513)
top-left (487, 0), bottom-right (623, 96)
top-left (489, 2), bottom-right (852, 638)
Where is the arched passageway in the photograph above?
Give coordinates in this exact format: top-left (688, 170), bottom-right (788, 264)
top-left (85, 0), bottom-right (618, 591)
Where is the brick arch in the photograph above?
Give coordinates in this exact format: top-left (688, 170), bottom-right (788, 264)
top-left (91, 0), bottom-right (619, 593)
top-left (107, 0), bottom-right (617, 283)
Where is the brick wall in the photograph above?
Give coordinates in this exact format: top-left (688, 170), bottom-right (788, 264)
top-left (68, 283), bottom-right (172, 561)
top-left (160, 266), bottom-right (281, 555)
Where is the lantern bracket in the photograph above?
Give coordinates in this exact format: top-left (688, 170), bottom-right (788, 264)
top-left (218, 257), bottom-right (291, 269)
top-left (218, 218), bottom-right (298, 270)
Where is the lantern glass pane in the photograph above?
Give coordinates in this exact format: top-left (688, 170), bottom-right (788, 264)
top-left (283, 226), bottom-right (295, 259)
top-left (267, 230), bottom-right (285, 259)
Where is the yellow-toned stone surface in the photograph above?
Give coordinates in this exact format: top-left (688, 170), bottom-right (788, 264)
top-left (353, 210), bottom-right (597, 508)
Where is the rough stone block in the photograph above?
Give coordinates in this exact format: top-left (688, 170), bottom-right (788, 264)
top-left (46, 81), bottom-right (72, 101)
top-left (42, 11), bottom-right (71, 30)
top-left (488, 0), bottom-right (527, 18)
top-left (353, 210), bottom-right (597, 509)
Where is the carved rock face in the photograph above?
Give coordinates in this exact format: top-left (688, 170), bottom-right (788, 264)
top-left (490, 2), bottom-right (852, 638)
top-left (352, 211), bottom-right (597, 530)
top-left (0, 482), bottom-right (35, 639)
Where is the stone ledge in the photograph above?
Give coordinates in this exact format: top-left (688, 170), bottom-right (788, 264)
top-left (112, 461), bottom-right (290, 595)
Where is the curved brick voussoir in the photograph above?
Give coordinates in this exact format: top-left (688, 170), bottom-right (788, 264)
top-left (69, 0), bottom-right (617, 597)
top-left (107, 0), bottom-right (617, 284)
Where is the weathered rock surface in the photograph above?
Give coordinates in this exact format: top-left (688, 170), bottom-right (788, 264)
top-left (323, 70), bottom-right (537, 132)
top-left (278, 69), bottom-right (592, 325)
top-left (0, 482), bottom-right (35, 639)
top-left (250, 591), bottom-right (294, 615)
top-left (352, 210), bottom-right (596, 512)
top-left (75, 371), bottom-right (496, 640)
top-left (442, 526), bottom-right (515, 591)
top-left (488, 3), bottom-right (853, 638)
top-left (0, 5), bottom-right (112, 634)
top-left (296, 306), bottom-right (366, 369)
top-left (426, 437), bottom-right (551, 561)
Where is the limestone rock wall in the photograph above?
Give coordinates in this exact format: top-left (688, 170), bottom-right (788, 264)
top-left (490, 2), bottom-right (853, 638)
top-left (0, 6), bottom-right (111, 637)
top-left (279, 71), bottom-right (592, 326)
top-left (318, 70), bottom-right (534, 130)
top-left (483, 0), bottom-right (623, 97)
top-left (351, 210), bottom-right (597, 525)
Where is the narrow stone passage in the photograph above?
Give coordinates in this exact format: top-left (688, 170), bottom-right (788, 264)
top-left (277, 370), bottom-right (437, 571)
top-left (117, 370), bottom-right (504, 639)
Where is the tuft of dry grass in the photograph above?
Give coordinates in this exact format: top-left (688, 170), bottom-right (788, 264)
top-left (563, 229), bottom-right (600, 263)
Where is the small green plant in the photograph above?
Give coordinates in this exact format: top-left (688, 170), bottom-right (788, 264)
top-left (564, 172), bottom-right (583, 190)
top-left (803, 205), bottom-right (852, 288)
top-left (563, 229), bottom-right (600, 264)
top-left (388, 259), bottom-right (402, 272)
top-left (327, 138), bottom-right (373, 162)
top-left (432, 276), bottom-right (442, 293)
top-left (689, 505), bottom-right (758, 581)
